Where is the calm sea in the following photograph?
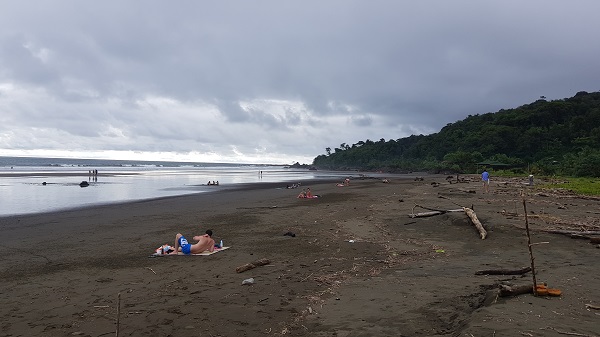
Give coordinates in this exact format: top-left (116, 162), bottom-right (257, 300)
top-left (0, 156), bottom-right (356, 216)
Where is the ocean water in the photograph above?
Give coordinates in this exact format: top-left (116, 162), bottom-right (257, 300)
top-left (0, 156), bottom-right (356, 216)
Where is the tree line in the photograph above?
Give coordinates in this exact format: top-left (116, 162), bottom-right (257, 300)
top-left (312, 91), bottom-right (600, 177)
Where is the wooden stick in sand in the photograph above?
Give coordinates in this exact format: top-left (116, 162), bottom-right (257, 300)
top-left (116, 292), bottom-right (121, 337)
top-left (522, 192), bottom-right (539, 296)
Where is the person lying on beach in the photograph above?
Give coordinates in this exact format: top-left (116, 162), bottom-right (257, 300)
top-left (336, 178), bottom-right (351, 187)
top-left (170, 230), bottom-right (215, 255)
top-left (297, 189), bottom-right (307, 198)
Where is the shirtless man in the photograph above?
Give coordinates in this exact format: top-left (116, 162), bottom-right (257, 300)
top-left (171, 230), bottom-right (215, 255)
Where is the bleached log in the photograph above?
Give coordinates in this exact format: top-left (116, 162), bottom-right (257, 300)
top-left (499, 284), bottom-right (533, 297)
top-left (464, 207), bottom-right (487, 239)
top-left (408, 208), bottom-right (464, 218)
top-left (408, 211), bottom-right (444, 218)
top-left (235, 258), bottom-right (271, 273)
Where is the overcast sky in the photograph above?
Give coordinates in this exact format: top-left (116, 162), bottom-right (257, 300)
top-left (1, 1), bottom-right (599, 164)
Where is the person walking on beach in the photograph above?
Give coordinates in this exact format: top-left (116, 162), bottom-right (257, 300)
top-left (482, 169), bottom-right (490, 193)
top-left (170, 230), bottom-right (215, 255)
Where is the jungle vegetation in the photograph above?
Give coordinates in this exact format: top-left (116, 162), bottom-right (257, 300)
top-left (312, 91), bottom-right (600, 177)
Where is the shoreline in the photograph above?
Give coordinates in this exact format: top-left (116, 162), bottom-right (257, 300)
top-left (0, 172), bottom-right (142, 177)
top-left (1, 175), bottom-right (598, 336)
top-left (0, 178), bottom-right (345, 220)
top-left (0, 173), bottom-right (402, 218)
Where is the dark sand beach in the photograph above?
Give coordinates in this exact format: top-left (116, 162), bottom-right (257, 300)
top-left (1, 175), bottom-right (599, 337)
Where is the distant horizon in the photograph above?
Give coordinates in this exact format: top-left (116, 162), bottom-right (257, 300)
top-left (0, 154), bottom-right (304, 167)
top-left (0, 149), bottom-right (314, 166)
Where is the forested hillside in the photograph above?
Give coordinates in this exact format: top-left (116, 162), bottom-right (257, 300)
top-left (312, 91), bottom-right (600, 177)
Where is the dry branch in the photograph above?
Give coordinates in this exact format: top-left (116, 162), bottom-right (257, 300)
top-left (463, 207), bottom-right (487, 239)
top-left (546, 230), bottom-right (600, 236)
top-left (522, 194), bottom-right (540, 296)
top-left (236, 258), bottom-right (271, 273)
top-left (409, 211), bottom-right (445, 218)
top-left (116, 292), bottom-right (121, 337)
top-left (475, 267), bottom-right (531, 275)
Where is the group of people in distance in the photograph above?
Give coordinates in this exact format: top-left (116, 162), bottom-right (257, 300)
top-left (336, 178), bottom-right (351, 187)
top-left (297, 187), bottom-right (319, 198)
top-left (207, 181), bottom-right (219, 186)
top-left (286, 182), bottom-right (302, 189)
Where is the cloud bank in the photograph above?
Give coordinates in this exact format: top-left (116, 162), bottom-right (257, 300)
top-left (1, 1), bottom-right (599, 164)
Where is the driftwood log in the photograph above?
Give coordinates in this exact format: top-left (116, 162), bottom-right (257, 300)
top-left (548, 230), bottom-right (600, 235)
top-left (409, 211), bottom-right (445, 218)
top-left (236, 258), bottom-right (271, 273)
top-left (464, 207), bottom-right (487, 239)
top-left (544, 230), bottom-right (600, 245)
top-left (475, 266), bottom-right (531, 275)
top-left (499, 284), bottom-right (534, 297)
top-left (407, 203), bottom-right (488, 240)
top-left (408, 205), bottom-right (464, 218)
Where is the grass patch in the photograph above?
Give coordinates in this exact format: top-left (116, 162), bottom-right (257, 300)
top-left (539, 177), bottom-right (600, 196)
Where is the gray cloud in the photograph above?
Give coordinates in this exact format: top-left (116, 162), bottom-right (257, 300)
top-left (1, 1), bottom-right (599, 164)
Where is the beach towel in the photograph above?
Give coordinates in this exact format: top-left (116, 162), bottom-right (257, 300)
top-left (187, 246), bottom-right (230, 256)
top-left (150, 246), bottom-right (230, 257)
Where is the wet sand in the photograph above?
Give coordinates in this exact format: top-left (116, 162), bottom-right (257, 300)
top-left (1, 175), bottom-right (599, 337)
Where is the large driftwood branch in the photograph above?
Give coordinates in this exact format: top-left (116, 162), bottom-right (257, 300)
top-left (408, 209), bottom-right (465, 218)
top-left (236, 258), bottom-right (271, 273)
top-left (463, 207), bottom-right (487, 239)
top-left (409, 211), bottom-right (445, 218)
top-left (475, 266), bottom-right (531, 275)
top-left (414, 204), bottom-right (465, 213)
top-left (408, 204), bottom-right (464, 218)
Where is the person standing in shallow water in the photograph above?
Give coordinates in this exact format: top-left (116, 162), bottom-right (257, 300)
top-left (482, 169), bottom-right (490, 193)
